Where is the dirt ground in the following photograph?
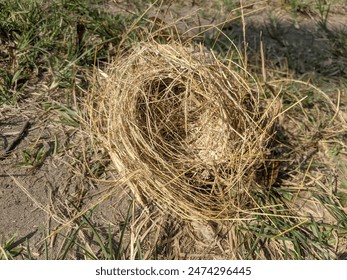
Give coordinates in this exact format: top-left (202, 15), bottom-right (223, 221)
top-left (1, 0), bottom-right (347, 259)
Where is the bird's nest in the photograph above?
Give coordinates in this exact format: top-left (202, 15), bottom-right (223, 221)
top-left (86, 41), bottom-right (281, 220)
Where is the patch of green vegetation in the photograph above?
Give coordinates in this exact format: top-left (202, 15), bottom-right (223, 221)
top-left (0, 0), bottom-right (135, 105)
top-left (19, 145), bottom-right (46, 167)
top-left (0, 68), bottom-right (27, 104)
top-left (57, 206), bottom-right (130, 260)
top-left (43, 102), bottom-right (81, 127)
top-left (65, 202), bottom-right (141, 260)
top-left (238, 183), bottom-right (345, 259)
top-left (0, 234), bottom-right (23, 260)
top-left (316, 0), bottom-right (331, 29)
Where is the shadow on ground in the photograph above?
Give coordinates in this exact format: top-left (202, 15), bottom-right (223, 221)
top-left (206, 13), bottom-right (347, 78)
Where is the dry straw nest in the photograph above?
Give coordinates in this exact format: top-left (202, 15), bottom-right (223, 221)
top-left (87, 41), bottom-right (280, 220)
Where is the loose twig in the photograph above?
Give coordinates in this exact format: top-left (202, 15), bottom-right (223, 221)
top-left (0, 120), bottom-right (30, 160)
